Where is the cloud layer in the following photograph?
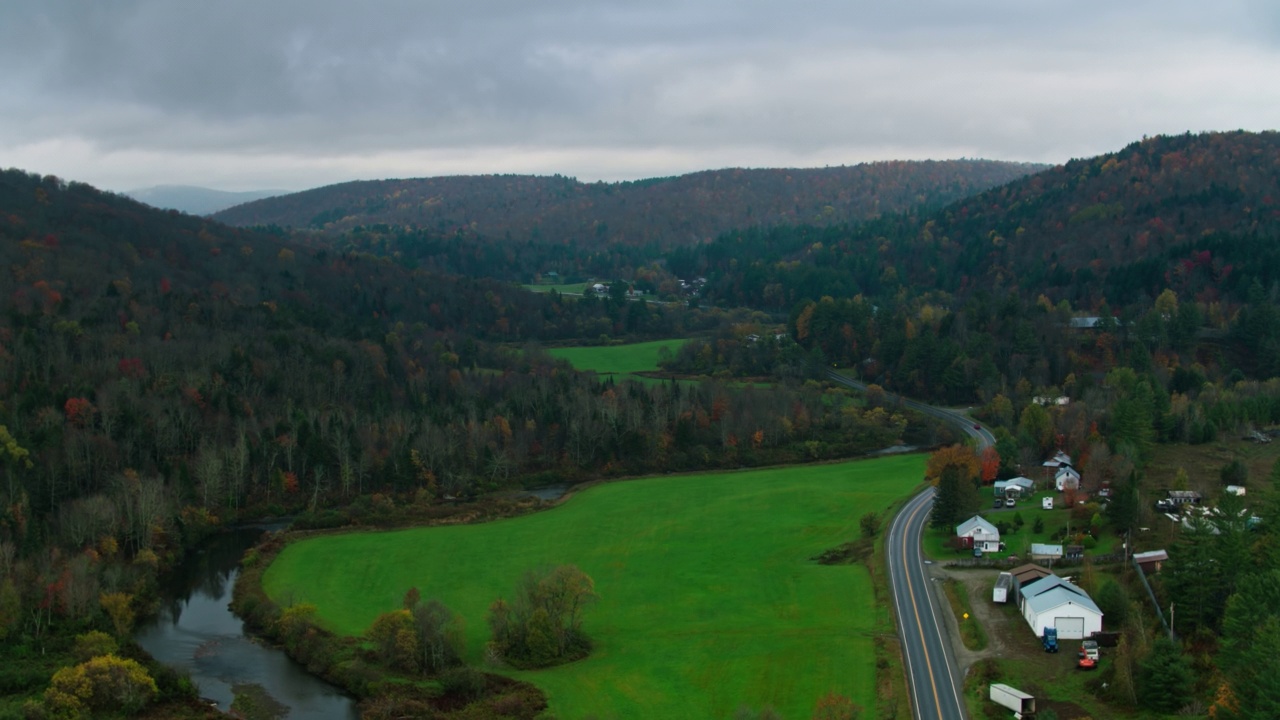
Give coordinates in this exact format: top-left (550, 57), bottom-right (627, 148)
top-left (3, 1), bottom-right (1278, 191)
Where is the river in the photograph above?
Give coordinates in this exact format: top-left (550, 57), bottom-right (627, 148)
top-left (134, 525), bottom-right (357, 719)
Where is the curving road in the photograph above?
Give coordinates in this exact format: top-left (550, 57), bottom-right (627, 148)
top-left (828, 371), bottom-right (992, 720)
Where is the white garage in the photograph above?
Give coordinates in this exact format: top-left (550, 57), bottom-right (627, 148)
top-left (1020, 575), bottom-right (1103, 640)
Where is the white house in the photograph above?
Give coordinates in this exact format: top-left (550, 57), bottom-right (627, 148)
top-left (956, 515), bottom-right (1001, 552)
top-left (994, 477), bottom-right (1035, 498)
top-left (1055, 466), bottom-right (1081, 492)
top-left (1020, 575), bottom-right (1104, 640)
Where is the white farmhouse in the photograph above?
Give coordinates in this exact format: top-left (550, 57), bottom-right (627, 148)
top-left (1055, 466), bottom-right (1081, 492)
top-left (956, 515), bottom-right (1001, 553)
top-left (1020, 575), bottom-right (1103, 640)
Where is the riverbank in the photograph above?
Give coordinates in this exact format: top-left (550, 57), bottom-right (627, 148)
top-left (230, 498), bottom-right (555, 719)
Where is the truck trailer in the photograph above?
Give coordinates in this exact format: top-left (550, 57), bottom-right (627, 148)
top-left (990, 683), bottom-right (1036, 715)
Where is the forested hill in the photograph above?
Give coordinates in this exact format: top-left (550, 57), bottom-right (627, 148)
top-left (210, 160), bottom-right (1043, 246)
top-left (669, 131), bottom-right (1280, 405)
top-left (688, 131), bottom-right (1280, 311)
top-left (0, 168), bottom-right (924, 538)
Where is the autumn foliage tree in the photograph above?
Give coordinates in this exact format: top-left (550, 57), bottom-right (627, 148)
top-left (488, 565), bottom-right (597, 667)
top-left (99, 592), bottom-right (134, 639)
top-left (367, 609), bottom-right (419, 673)
top-left (43, 654), bottom-right (158, 718)
top-left (928, 445), bottom-right (982, 530)
top-left (979, 446), bottom-right (1000, 484)
top-left (925, 445), bottom-right (980, 486)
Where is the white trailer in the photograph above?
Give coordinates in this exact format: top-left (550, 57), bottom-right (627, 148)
top-left (993, 572), bottom-right (1013, 603)
top-left (990, 683), bottom-right (1036, 715)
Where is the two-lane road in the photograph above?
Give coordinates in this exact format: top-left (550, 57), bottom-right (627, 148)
top-left (828, 370), bottom-right (991, 719)
top-left (887, 488), bottom-right (966, 720)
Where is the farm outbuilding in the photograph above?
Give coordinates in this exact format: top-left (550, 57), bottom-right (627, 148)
top-left (1031, 543), bottom-right (1063, 561)
top-left (1134, 549), bottom-right (1168, 574)
top-left (1020, 575), bottom-right (1104, 640)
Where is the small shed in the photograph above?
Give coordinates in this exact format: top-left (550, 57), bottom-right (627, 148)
top-left (1042, 496), bottom-right (1054, 510)
top-left (1009, 563), bottom-right (1054, 606)
top-left (1065, 544), bottom-right (1084, 560)
top-left (993, 572), bottom-right (1014, 603)
top-left (1166, 490), bottom-right (1202, 505)
top-left (1226, 485), bottom-right (1247, 496)
top-left (1031, 543), bottom-right (1064, 561)
top-left (1134, 549), bottom-right (1168, 574)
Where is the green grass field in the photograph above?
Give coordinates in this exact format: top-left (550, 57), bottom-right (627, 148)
top-left (547, 338), bottom-right (690, 377)
top-left (262, 455), bottom-right (926, 719)
top-left (522, 282), bottom-right (591, 295)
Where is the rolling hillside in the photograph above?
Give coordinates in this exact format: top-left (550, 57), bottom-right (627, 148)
top-left (211, 160), bottom-right (1043, 247)
top-left (687, 131), bottom-right (1280, 309)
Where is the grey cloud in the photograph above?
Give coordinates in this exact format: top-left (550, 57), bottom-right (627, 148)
top-left (2, 1), bottom-right (1278, 190)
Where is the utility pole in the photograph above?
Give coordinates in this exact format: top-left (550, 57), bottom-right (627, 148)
top-left (1169, 602), bottom-right (1176, 641)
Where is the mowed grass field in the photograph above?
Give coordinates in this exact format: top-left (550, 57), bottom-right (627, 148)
top-left (547, 338), bottom-right (690, 376)
top-left (522, 282), bottom-right (591, 295)
top-left (262, 455), bottom-right (926, 719)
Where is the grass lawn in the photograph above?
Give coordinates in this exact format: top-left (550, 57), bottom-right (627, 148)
top-left (547, 338), bottom-right (690, 377)
top-left (522, 282), bottom-right (591, 295)
top-left (262, 455), bottom-right (926, 719)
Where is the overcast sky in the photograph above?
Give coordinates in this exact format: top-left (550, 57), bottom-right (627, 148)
top-left (2, 1), bottom-right (1278, 192)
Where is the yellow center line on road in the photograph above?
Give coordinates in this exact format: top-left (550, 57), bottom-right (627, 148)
top-left (901, 491), bottom-right (944, 719)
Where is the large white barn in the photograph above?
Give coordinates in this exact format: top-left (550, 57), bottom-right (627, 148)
top-left (1019, 575), bottom-right (1103, 640)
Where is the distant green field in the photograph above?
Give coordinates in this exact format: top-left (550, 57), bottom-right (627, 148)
top-left (263, 455), bottom-right (926, 719)
top-left (548, 338), bottom-right (690, 376)
top-left (522, 282), bottom-right (591, 294)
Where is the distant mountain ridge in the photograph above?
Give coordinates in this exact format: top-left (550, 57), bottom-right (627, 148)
top-left (126, 184), bottom-right (289, 215)
top-left (211, 161), bottom-right (1045, 247)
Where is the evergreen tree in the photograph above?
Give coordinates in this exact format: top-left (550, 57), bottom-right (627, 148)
top-left (1163, 515), bottom-right (1223, 633)
top-left (1107, 470), bottom-right (1140, 534)
top-left (1212, 492), bottom-right (1256, 602)
top-left (1218, 571), bottom-right (1280, 719)
top-left (931, 465), bottom-right (980, 530)
top-left (1137, 637), bottom-right (1193, 712)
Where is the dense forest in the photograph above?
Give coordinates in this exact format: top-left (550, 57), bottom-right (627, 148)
top-left (211, 160), bottom-right (1042, 245)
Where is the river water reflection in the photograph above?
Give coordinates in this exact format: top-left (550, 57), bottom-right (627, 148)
top-left (134, 526), bottom-right (357, 719)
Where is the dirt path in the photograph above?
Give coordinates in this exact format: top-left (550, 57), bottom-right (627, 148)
top-left (926, 563), bottom-right (1011, 673)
